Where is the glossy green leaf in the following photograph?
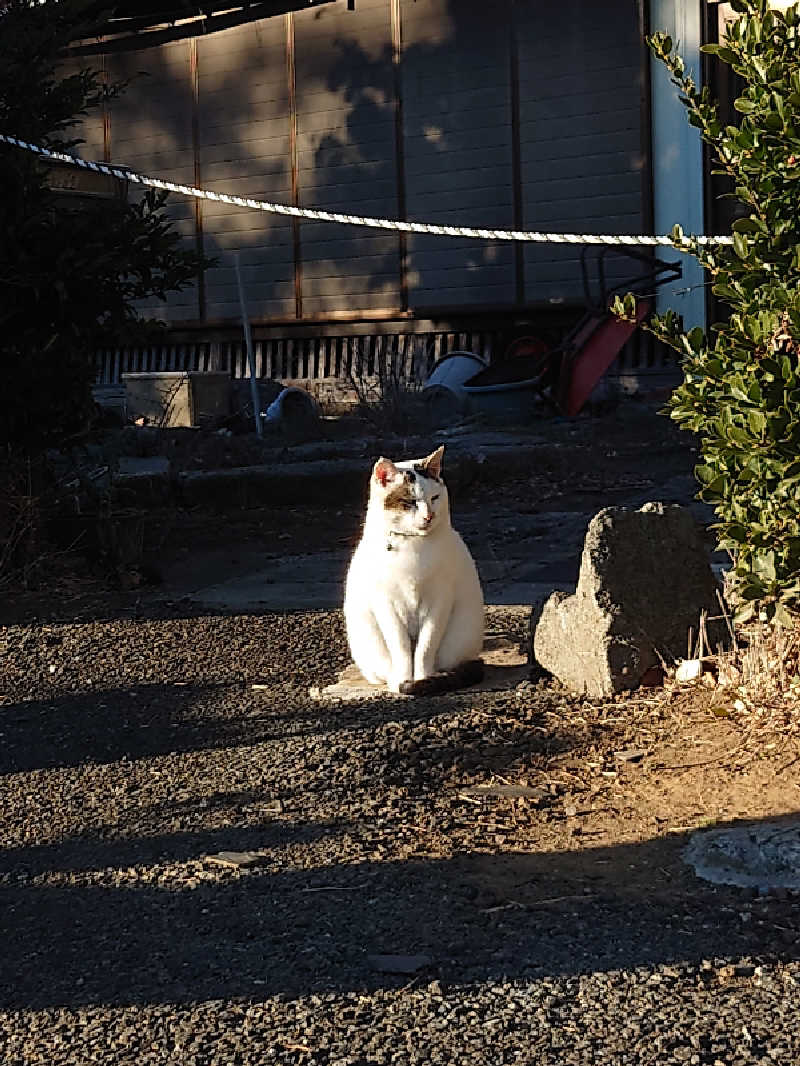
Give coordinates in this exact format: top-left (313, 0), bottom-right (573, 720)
top-left (748, 410), bottom-right (767, 434)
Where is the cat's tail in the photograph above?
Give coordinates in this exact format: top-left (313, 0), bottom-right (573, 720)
top-left (399, 659), bottom-right (484, 697)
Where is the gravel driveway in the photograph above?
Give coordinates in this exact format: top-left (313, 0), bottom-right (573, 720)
top-left (2, 607), bottom-right (800, 1065)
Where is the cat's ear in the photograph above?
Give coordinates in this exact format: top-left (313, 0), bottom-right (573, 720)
top-left (421, 445), bottom-right (444, 480)
top-left (373, 457), bottom-right (401, 487)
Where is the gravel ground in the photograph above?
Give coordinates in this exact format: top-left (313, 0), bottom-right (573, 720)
top-left (2, 608), bottom-right (800, 1065)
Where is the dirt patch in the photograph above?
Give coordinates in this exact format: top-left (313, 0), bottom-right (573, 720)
top-left (450, 687), bottom-right (800, 913)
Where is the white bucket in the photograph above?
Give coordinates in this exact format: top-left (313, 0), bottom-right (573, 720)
top-left (422, 351), bottom-right (488, 424)
top-left (264, 386), bottom-right (318, 423)
top-left (424, 350), bottom-right (488, 393)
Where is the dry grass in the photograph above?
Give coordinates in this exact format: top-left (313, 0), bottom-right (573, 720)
top-left (0, 458), bottom-right (42, 591)
top-left (347, 339), bottom-right (430, 434)
top-left (715, 620), bottom-right (800, 730)
top-left (665, 612), bottom-right (800, 766)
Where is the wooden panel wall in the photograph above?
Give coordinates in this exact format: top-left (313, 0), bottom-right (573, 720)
top-left (60, 54), bottom-right (106, 162)
top-left (72, 0), bottom-right (647, 326)
top-left (516, 0), bottom-right (645, 303)
top-left (400, 0), bottom-right (517, 309)
top-left (109, 42), bottom-right (198, 322)
top-left (294, 0), bottom-right (402, 313)
top-left (197, 18), bottom-right (295, 320)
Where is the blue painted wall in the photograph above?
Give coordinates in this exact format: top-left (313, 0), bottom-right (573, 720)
top-left (650, 0), bottom-right (707, 329)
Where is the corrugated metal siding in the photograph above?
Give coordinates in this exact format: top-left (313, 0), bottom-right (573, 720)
top-left (198, 19), bottom-right (296, 320)
top-left (107, 42), bottom-right (199, 323)
top-left (293, 0), bottom-right (402, 313)
top-left (400, 0), bottom-right (516, 308)
top-left (516, 0), bottom-right (645, 304)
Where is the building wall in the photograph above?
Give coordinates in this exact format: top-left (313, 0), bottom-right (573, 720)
top-left (294, 0), bottom-right (402, 314)
top-left (650, 0), bottom-right (706, 329)
top-left (197, 17), bottom-right (295, 322)
top-left (516, 0), bottom-right (645, 304)
top-left (400, 0), bottom-right (517, 308)
top-left (72, 0), bottom-right (648, 327)
top-left (112, 41), bottom-right (199, 323)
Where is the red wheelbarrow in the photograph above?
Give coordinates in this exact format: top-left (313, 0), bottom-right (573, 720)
top-left (462, 247), bottom-right (682, 417)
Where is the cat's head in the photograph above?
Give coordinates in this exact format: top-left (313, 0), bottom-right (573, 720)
top-left (369, 445), bottom-right (449, 536)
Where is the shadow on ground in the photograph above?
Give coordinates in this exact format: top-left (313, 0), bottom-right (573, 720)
top-left (1, 681), bottom-right (799, 1010)
top-left (0, 684), bottom-right (265, 775)
top-left (2, 814), bottom-right (799, 1011)
top-left (0, 674), bottom-right (546, 776)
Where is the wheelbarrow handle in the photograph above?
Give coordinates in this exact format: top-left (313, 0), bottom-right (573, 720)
top-left (580, 245), bottom-right (682, 312)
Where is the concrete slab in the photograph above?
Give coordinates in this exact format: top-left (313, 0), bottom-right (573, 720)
top-left (114, 455), bottom-right (172, 506)
top-left (310, 635), bottom-right (529, 701)
top-left (188, 552), bottom-right (349, 612)
top-left (117, 456), bottom-right (171, 478)
top-left (684, 819), bottom-right (800, 890)
top-left (482, 580), bottom-right (574, 606)
top-left (177, 459), bottom-right (366, 510)
top-left (171, 535), bottom-right (575, 614)
top-left (184, 566), bottom-right (571, 614)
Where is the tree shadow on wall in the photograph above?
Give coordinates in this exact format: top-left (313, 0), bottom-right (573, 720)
top-left (315, 1), bottom-right (518, 315)
top-left (97, 1), bottom-right (561, 322)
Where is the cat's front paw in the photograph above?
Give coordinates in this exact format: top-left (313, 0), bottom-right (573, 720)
top-left (387, 672), bottom-right (413, 694)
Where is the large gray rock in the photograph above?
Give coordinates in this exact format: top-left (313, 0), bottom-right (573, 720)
top-left (532, 502), bottom-right (724, 697)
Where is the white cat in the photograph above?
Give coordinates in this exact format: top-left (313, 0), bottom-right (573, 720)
top-left (344, 445), bottom-right (484, 695)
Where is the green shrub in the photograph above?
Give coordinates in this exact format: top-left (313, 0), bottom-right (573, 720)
top-left (616, 0), bottom-right (800, 624)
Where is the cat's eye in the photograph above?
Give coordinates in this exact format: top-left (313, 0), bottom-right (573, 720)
top-left (402, 499), bottom-right (416, 510)
top-left (431, 494), bottom-right (440, 502)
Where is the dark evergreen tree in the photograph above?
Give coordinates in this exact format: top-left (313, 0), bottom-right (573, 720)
top-left (0, 0), bottom-right (206, 451)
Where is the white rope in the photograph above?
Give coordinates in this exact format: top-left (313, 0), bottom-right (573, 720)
top-left (0, 133), bottom-right (734, 247)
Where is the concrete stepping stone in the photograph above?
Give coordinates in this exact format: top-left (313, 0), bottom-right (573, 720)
top-left (310, 634), bottom-right (529, 701)
top-left (684, 819), bottom-right (800, 890)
